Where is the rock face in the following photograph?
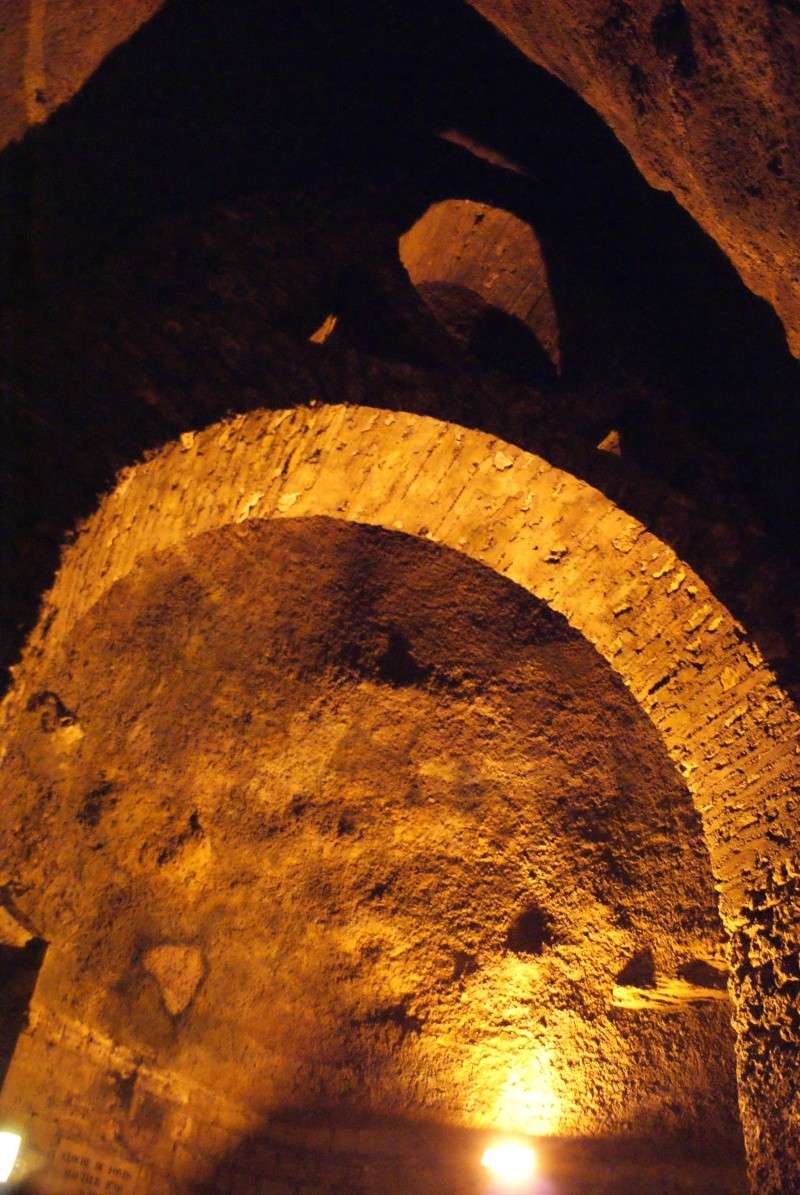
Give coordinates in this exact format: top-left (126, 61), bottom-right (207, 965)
top-left (0, 0), bottom-right (162, 143)
top-left (0, 519), bottom-right (742, 1187)
top-left (1, 2), bottom-right (800, 1193)
top-left (0, 0), bottom-right (796, 352)
top-left (467, 0), bottom-right (800, 355)
top-left (399, 200), bottom-right (560, 374)
top-left (143, 946), bottom-right (205, 1017)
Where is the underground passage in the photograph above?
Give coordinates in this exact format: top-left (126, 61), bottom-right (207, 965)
top-left (1, 2), bottom-right (800, 1193)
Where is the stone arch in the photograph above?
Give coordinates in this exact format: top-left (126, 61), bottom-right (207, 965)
top-left (398, 198), bottom-right (560, 377)
top-left (3, 402), bottom-right (799, 1190)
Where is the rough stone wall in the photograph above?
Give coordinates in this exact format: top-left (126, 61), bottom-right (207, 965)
top-left (0, 4), bottom-right (798, 1191)
top-left (11, 404), bottom-right (796, 924)
top-left (1, 0), bottom-right (796, 353)
top-left (0, 991), bottom-right (258, 1193)
top-left (0, 513), bottom-right (736, 1137)
top-left (0, 517), bottom-right (743, 1192)
top-left (467, 0), bottom-right (800, 356)
top-left (0, 999), bottom-right (747, 1195)
top-left (3, 403), bottom-right (800, 1190)
top-left (398, 200), bottom-right (560, 369)
top-left (0, 0), bottom-right (162, 144)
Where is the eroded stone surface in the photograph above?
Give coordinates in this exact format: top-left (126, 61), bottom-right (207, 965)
top-left (399, 200), bottom-right (560, 371)
top-left (0, 906), bottom-right (36, 948)
top-left (0, 519), bottom-right (743, 1182)
top-left (467, 0), bottom-right (800, 355)
top-left (0, 5), bottom-right (797, 1191)
top-left (143, 945), bottom-right (205, 1016)
top-left (0, 0), bottom-right (162, 143)
top-left (5, 403), bottom-right (797, 1190)
top-left (1, 0), bottom-right (796, 359)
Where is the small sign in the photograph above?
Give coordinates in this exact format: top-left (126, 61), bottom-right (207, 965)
top-left (52, 1140), bottom-right (142, 1194)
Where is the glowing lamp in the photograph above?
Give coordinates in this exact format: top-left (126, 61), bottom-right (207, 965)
top-left (0, 1132), bottom-right (21, 1183)
top-left (481, 1139), bottom-right (537, 1187)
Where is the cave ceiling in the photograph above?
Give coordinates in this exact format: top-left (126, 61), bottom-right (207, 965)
top-left (2, 0), bottom-right (797, 353)
top-left (1, 2), bottom-right (800, 1191)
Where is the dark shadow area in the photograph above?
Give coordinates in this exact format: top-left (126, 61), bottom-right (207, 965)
top-left (5, 0), bottom-right (795, 395)
top-left (180, 1109), bottom-right (747, 1195)
top-left (2, 1112), bottom-right (748, 1195)
top-left (415, 281), bottom-right (558, 384)
top-left (469, 303), bottom-right (558, 384)
top-left (0, 938), bottom-right (46, 1090)
top-left (678, 960), bottom-right (728, 991)
top-left (616, 949), bottom-right (657, 990)
top-left (1, 0), bottom-right (799, 698)
top-left (505, 905), bottom-right (554, 956)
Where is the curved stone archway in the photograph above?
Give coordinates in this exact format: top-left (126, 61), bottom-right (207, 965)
top-left (4, 402), bottom-right (800, 1192)
top-left (398, 199), bottom-right (560, 375)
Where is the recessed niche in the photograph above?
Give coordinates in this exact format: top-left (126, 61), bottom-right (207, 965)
top-left (616, 948), bottom-right (657, 989)
top-left (505, 905), bottom-right (553, 955)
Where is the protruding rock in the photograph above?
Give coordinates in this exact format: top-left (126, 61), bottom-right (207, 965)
top-left (143, 945), bottom-right (205, 1016)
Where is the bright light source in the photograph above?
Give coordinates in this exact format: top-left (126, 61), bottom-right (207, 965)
top-left (0, 1132), bottom-right (21, 1182)
top-left (481, 1139), bottom-right (537, 1186)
